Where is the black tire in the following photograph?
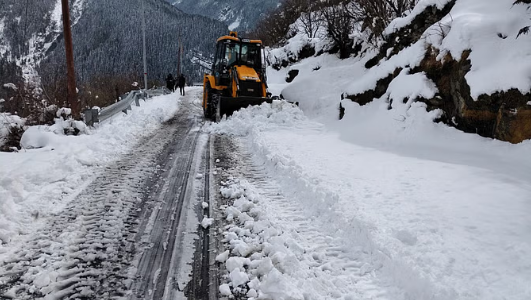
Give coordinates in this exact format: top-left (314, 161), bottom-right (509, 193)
top-left (215, 95), bottom-right (221, 123)
top-left (203, 82), bottom-right (214, 119)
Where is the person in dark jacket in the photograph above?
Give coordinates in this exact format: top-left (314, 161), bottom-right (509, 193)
top-left (178, 74), bottom-right (186, 96)
top-left (166, 73), bottom-right (175, 91)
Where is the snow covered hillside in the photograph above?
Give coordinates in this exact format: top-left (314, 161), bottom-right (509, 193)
top-left (0, 93), bottom-right (180, 258)
top-left (269, 0), bottom-right (531, 144)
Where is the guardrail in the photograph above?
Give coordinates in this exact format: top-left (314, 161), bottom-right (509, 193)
top-left (83, 87), bottom-right (169, 126)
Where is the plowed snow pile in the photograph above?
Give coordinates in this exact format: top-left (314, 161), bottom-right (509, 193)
top-left (207, 102), bottom-right (531, 300)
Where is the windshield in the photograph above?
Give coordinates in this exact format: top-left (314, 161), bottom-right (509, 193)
top-left (222, 42), bottom-right (261, 68)
top-left (240, 44), bottom-right (261, 68)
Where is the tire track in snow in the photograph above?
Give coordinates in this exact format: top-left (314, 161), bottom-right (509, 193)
top-left (213, 136), bottom-right (395, 299)
top-left (130, 119), bottom-right (201, 300)
top-left (129, 88), bottom-right (209, 300)
top-left (0, 99), bottom-right (202, 300)
top-left (185, 135), bottom-right (216, 300)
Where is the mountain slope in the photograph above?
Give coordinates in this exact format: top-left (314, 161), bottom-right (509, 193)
top-left (169, 0), bottom-right (280, 32)
top-left (0, 0), bottom-right (227, 115)
top-left (40, 0), bottom-right (227, 85)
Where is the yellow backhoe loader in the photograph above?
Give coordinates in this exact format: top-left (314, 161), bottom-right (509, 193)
top-left (203, 31), bottom-right (272, 121)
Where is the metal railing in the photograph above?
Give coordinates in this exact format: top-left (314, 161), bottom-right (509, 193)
top-left (83, 87), bottom-right (169, 126)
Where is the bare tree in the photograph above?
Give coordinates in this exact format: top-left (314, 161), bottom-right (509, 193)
top-left (357, 0), bottom-right (418, 39)
top-left (320, 0), bottom-right (356, 58)
top-left (299, 1), bottom-right (324, 38)
top-left (255, 0), bottom-right (420, 57)
top-left (514, 0), bottom-right (531, 38)
top-left (253, 0), bottom-right (310, 45)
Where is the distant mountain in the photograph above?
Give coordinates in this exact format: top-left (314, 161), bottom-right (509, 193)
top-left (40, 0), bottom-right (227, 83)
top-left (0, 0), bottom-right (227, 114)
top-left (169, 0), bottom-right (280, 32)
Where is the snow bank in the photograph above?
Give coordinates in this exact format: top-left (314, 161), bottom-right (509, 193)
top-left (205, 100), bottom-right (307, 136)
top-left (389, 0), bottom-right (531, 99)
top-left (386, 68), bottom-right (438, 105)
top-left (216, 178), bottom-right (384, 299)
top-left (385, 0), bottom-right (453, 35)
top-left (263, 1), bottom-right (531, 147)
top-left (0, 92), bottom-right (180, 252)
top-left (435, 0), bottom-right (531, 99)
top-left (268, 53), bottom-right (371, 121)
top-left (344, 41), bottom-right (426, 96)
top-left (268, 29), bottom-right (330, 69)
top-left (19, 118), bottom-right (87, 149)
top-left (19, 126), bottom-right (57, 149)
top-left (209, 1), bottom-right (531, 297)
top-left (209, 101), bottom-right (531, 300)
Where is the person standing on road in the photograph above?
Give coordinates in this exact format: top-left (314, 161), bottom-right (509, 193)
top-left (178, 74), bottom-right (186, 96)
top-left (166, 73), bottom-right (175, 91)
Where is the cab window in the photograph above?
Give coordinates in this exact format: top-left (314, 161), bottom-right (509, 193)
top-left (225, 43), bottom-right (239, 66)
top-left (240, 44), bottom-right (261, 68)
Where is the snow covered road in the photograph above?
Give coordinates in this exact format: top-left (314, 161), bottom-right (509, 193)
top-left (207, 102), bottom-right (531, 300)
top-left (0, 89), bottom-right (214, 299)
top-left (128, 99), bottom-right (206, 300)
top-left (0, 86), bottom-right (529, 300)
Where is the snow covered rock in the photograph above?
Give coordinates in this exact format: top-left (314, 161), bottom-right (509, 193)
top-left (342, 0), bottom-right (531, 143)
top-left (215, 250), bottom-right (230, 263)
top-left (229, 268), bottom-right (249, 287)
top-left (20, 127), bottom-right (57, 149)
top-left (219, 284), bottom-right (232, 296)
top-left (200, 216), bottom-right (214, 229)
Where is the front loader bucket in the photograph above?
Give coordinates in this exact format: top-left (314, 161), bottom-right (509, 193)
top-left (219, 96), bottom-right (273, 118)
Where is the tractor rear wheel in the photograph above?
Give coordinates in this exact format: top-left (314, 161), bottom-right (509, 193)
top-left (203, 83), bottom-right (214, 120)
top-left (214, 94), bottom-right (221, 122)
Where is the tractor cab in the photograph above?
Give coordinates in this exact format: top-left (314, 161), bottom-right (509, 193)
top-left (212, 32), bottom-right (266, 90)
